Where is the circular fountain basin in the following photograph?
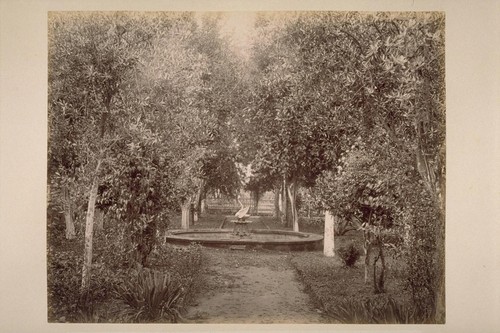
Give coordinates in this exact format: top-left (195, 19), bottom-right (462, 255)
top-left (165, 229), bottom-right (323, 251)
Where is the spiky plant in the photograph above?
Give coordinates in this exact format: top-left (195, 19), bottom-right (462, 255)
top-left (113, 268), bottom-right (185, 322)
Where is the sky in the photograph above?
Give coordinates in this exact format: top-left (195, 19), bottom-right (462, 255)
top-left (220, 12), bottom-right (256, 57)
top-left (196, 11), bottom-right (257, 59)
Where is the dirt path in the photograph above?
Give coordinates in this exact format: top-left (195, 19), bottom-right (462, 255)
top-left (184, 248), bottom-right (325, 324)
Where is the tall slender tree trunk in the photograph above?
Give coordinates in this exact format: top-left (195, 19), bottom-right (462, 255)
top-left (181, 198), bottom-right (191, 230)
top-left (274, 186), bottom-right (280, 221)
top-left (200, 199), bottom-right (206, 214)
top-left (193, 180), bottom-right (206, 224)
top-left (373, 243), bottom-right (386, 293)
top-left (281, 177), bottom-right (290, 226)
top-left (323, 210), bottom-right (335, 256)
top-left (81, 159), bottom-right (101, 292)
top-left (63, 186), bottom-right (76, 240)
top-left (287, 179), bottom-right (299, 232)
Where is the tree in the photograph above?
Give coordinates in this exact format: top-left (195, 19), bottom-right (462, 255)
top-left (49, 11), bottom-right (208, 287)
top-left (298, 12), bottom-right (445, 320)
top-left (188, 14), bottom-right (248, 219)
top-left (243, 12), bottom-right (445, 320)
top-left (49, 12), bottom-right (142, 292)
top-left (240, 14), bottom-right (343, 231)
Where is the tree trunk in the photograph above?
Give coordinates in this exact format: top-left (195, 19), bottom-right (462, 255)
top-left (63, 186), bottom-right (76, 240)
top-left (95, 208), bottom-right (104, 232)
top-left (286, 179), bottom-right (299, 232)
top-left (323, 210), bottom-right (335, 257)
top-left (364, 235), bottom-right (371, 284)
top-left (435, 198), bottom-right (446, 323)
top-left (252, 189), bottom-right (260, 215)
top-left (81, 159), bottom-right (101, 292)
top-left (376, 243), bottom-right (386, 293)
top-left (281, 178), bottom-right (288, 225)
top-left (193, 180), bottom-right (206, 224)
top-left (435, 150), bottom-right (446, 323)
top-left (372, 241), bottom-right (386, 294)
top-left (416, 144), bottom-right (446, 323)
top-left (200, 199), bottom-right (206, 214)
top-left (274, 187), bottom-right (280, 221)
top-left (181, 199), bottom-right (191, 230)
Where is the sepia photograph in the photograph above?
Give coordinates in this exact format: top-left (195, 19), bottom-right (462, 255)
top-left (1, 1), bottom-right (498, 332)
top-left (47, 11), bottom-right (445, 324)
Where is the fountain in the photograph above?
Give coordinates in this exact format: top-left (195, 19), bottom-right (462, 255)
top-left (165, 228), bottom-right (323, 251)
top-left (230, 195), bottom-right (254, 237)
top-left (165, 197), bottom-right (323, 251)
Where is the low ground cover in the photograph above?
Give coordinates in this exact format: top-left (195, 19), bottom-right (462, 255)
top-left (49, 213), bottom-right (419, 324)
top-left (289, 234), bottom-right (417, 324)
top-left (47, 232), bottom-right (206, 323)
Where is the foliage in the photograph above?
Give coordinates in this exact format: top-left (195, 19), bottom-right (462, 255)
top-left (148, 243), bottom-right (205, 305)
top-left (111, 243), bottom-right (205, 323)
top-left (47, 11), bottom-right (445, 322)
top-left (290, 249), bottom-right (411, 324)
top-left (327, 297), bottom-right (431, 324)
top-left (337, 242), bottom-right (361, 267)
top-left (301, 12), bottom-right (445, 311)
top-left (97, 127), bottom-right (177, 266)
top-left (48, 240), bottom-right (205, 322)
top-left (47, 249), bottom-right (83, 320)
top-left (48, 12), bottom-right (245, 271)
top-left (113, 268), bottom-right (185, 322)
top-left (47, 246), bottom-right (126, 321)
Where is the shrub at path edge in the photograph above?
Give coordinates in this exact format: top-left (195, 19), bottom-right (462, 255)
top-left (336, 242), bottom-right (361, 267)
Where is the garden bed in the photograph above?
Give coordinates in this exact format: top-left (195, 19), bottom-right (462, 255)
top-left (289, 237), bottom-right (413, 324)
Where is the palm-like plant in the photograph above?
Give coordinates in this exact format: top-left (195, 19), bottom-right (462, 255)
top-left (113, 268), bottom-right (185, 322)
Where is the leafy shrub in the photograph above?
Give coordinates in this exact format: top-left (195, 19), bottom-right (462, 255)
top-left (48, 241), bottom-right (128, 322)
top-left (47, 249), bottom-right (83, 321)
top-left (327, 297), bottom-right (430, 324)
top-left (337, 242), bottom-right (361, 267)
top-left (113, 268), bottom-right (185, 322)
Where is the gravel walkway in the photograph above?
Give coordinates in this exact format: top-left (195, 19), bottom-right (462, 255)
top-left (184, 248), bottom-right (325, 324)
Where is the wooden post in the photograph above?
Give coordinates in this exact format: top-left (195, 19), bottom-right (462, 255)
top-left (323, 210), bottom-right (335, 257)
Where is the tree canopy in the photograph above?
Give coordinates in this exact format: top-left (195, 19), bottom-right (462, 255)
top-left (48, 11), bottom-right (445, 321)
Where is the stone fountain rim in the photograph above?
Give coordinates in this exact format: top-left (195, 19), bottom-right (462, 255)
top-left (165, 228), bottom-right (324, 246)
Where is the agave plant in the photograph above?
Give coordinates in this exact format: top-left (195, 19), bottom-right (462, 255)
top-left (113, 268), bottom-right (185, 322)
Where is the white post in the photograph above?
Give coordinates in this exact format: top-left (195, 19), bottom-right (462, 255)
top-left (324, 210), bottom-right (335, 257)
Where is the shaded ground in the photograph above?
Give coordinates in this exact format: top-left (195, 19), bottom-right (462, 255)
top-left (183, 248), bottom-right (326, 323)
top-left (175, 214), bottom-right (408, 324)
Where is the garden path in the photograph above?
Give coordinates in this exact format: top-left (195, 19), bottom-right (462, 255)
top-left (184, 248), bottom-right (325, 324)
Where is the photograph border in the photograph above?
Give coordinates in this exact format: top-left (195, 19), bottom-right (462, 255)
top-left (1, 0), bottom-right (499, 332)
